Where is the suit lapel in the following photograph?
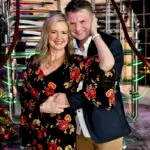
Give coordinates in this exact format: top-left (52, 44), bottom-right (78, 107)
top-left (87, 40), bottom-right (97, 56)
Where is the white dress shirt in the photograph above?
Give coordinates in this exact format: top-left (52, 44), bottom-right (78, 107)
top-left (73, 37), bottom-right (92, 137)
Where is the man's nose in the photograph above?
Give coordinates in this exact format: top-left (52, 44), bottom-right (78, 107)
top-left (75, 23), bottom-right (81, 32)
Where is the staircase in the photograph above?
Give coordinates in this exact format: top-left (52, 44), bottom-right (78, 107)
top-left (1, 0), bottom-right (60, 123)
top-left (131, 0), bottom-right (150, 86)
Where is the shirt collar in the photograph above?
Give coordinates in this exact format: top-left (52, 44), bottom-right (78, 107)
top-left (73, 36), bottom-right (92, 57)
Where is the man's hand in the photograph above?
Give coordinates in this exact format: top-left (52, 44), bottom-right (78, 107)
top-left (91, 15), bottom-right (98, 36)
top-left (40, 96), bottom-right (68, 114)
top-left (53, 93), bottom-right (70, 107)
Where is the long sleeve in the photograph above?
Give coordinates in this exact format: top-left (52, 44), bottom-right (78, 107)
top-left (83, 56), bottom-right (116, 109)
top-left (68, 55), bottom-right (116, 111)
top-left (109, 39), bottom-right (124, 84)
top-left (19, 56), bottom-right (40, 146)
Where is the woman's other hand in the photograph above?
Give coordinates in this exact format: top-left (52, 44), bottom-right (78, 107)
top-left (40, 96), bottom-right (68, 114)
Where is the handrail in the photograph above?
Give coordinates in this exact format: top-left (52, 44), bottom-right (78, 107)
top-left (110, 0), bottom-right (150, 68)
top-left (0, 0), bottom-right (20, 68)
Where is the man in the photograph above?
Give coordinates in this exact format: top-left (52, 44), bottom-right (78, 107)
top-left (54, 1), bottom-right (131, 150)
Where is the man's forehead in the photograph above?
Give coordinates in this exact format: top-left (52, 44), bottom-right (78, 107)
top-left (67, 10), bottom-right (91, 21)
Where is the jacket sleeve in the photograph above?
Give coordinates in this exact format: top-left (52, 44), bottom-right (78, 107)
top-left (67, 92), bottom-right (84, 112)
top-left (109, 39), bottom-right (124, 84)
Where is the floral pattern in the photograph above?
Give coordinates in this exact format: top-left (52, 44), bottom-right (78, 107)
top-left (83, 56), bottom-right (116, 109)
top-left (19, 55), bottom-right (84, 150)
top-left (19, 54), bottom-right (116, 150)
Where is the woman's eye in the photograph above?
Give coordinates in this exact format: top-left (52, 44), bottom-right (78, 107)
top-left (51, 31), bottom-right (56, 33)
top-left (70, 23), bottom-right (74, 25)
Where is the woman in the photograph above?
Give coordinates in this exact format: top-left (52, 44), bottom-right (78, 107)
top-left (19, 12), bottom-right (115, 150)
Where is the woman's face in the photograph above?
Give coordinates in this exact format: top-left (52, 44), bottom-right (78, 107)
top-left (48, 21), bottom-right (69, 52)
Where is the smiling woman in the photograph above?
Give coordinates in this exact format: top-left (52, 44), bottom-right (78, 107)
top-left (19, 12), bottom-right (83, 149)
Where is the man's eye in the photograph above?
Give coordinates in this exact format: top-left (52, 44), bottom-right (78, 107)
top-left (62, 32), bottom-right (68, 34)
top-left (51, 31), bottom-right (56, 33)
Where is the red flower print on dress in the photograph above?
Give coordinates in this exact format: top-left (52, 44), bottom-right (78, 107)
top-left (48, 82), bottom-right (56, 89)
top-left (57, 147), bottom-right (63, 150)
top-left (38, 70), bottom-right (45, 78)
top-left (70, 67), bottom-right (80, 81)
top-left (56, 115), bottom-right (62, 120)
top-left (35, 67), bottom-right (40, 75)
top-left (31, 88), bottom-right (39, 98)
top-left (41, 127), bottom-right (47, 138)
top-left (27, 68), bottom-right (32, 74)
top-left (44, 87), bottom-right (55, 96)
top-left (37, 130), bottom-right (43, 139)
top-left (85, 57), bottom-right (94, 67)
top-left (20, 115), bottom-right (27, 125)
top-left (48, 142), bottom-right (57, 150)
top-left (38, 144), bottom-right (43, 150)
top-left (79, 61), bottom-right (84, 69)
top-left (70, 67), bottom-right (82, 82)
top-left (29, 123), bottom-right (36, 131)
top-left (84, 85), bottom-right (96, 100)
top-left (27, 100), bottom-right (35, 110)
top-left (35, 67), bottom-right (45, 78)
top-left (32, 139), bottom-right (37, 146)
top-left (105, 89), bottom-right (116, 104)
top-left (3, 132), bottom-right (10, 140)
top-left (64, 114), bottom-right (72, 122)
top-left (58, 120), bottom-right (69, 131)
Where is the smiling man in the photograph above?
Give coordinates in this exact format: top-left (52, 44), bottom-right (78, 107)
top-left (53, 1), bottom-right (131, 150)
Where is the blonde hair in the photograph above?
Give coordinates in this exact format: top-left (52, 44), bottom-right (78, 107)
top-left (37, 11), bottom-right (74, 62)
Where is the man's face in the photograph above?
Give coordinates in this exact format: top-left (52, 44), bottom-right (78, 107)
top-left (66, 9), bottom-right (93, 44)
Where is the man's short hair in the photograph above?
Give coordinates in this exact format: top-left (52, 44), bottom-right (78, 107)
top-left (65, 0), bottom-right (93, 14)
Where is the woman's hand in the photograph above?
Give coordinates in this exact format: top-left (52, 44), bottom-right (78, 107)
top-left (40, 96), bottom-right (68, 114)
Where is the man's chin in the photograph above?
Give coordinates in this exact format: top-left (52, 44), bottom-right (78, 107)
top-left (75, 36), bottom-right (85, 41)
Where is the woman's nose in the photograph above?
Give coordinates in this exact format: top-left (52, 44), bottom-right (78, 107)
top-left (56, 33), bottom-right (61, 39)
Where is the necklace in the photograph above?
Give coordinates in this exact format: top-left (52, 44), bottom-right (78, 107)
top-left (45, 54), bottom-right (65, 69)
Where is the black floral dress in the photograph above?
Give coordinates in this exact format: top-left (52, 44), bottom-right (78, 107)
top-left (19, 55), bottom-right (85, 150)
top-left (19, 54), bottom-right (116, 150)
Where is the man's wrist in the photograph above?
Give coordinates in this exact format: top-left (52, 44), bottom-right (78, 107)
top-left (92, 33), bottom-right (101, 40)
